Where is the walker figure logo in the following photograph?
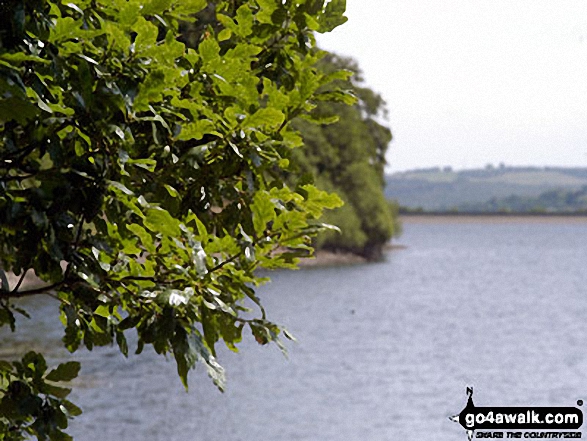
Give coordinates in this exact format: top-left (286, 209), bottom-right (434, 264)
top-left (449, 388), bottom-right (583, 440)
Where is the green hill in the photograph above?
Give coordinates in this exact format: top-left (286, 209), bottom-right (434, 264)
top-left (385, 166), bottom-right (587, 212)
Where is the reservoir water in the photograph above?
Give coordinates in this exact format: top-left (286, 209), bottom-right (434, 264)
top-left (3, 216), bottom-right (587, 440)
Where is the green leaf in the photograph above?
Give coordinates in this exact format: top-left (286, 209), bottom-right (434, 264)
top-left (191, 331), bottom-right (225, 391)
top-left (198, 38), bottom-right (220, 63)
top-left (218, 28), bottom-right (232, 41)
top-left (172, 327), bottom-right (225, 391)
top-left (50, 16), bottom-right (81, 42)
top-left (314, 89), bottom-right (357, 105)
top-left (134, 69), bottom-right (167, 110)
top-left (251, 191), bottom-right (275, 234)
top-left (93, 305), bottom-right (110, 318)
top-left (256, 0), bottom-right (278, 23)
top-left (235, 4), bottom-right (253, 37)
top-left (116, 332), bottom-right (129, 357)
top-left (186, 211), bottom-right (209, 243)
top-left (108, 180), bottom-right (134, 195)
top-left (127, 223), bottom-right (156, 253)
top-left (219, 319), bottom-right (242, 352)
top-left (0, 53), bottom-right (50, 65)
top-left (271, 7), bottom-right (288, 25)
top-left (50, 430), bottom-right (74, 441)
top-left (61, 399), bottom-right (83, 417)
top-left (46, 362), bottom-right (81, 382)
top-left (177, 119), bottom-right (219, 140)
top-left (43, 384), bottom-right (72, 399)
top-left (321, 68), bottom-right (354, 83)
top-left (243, 108), bottom-right (285, 129)
top-left (318, 0), bottom-right (348, 32)
top-left (301, 184), bottom-right (344, 217)
top-left (173, 0), bottom-right (207, 15)
top-left (144, 208), bottom-right (180, 237)
top-left (164, 184), bottom-right (179, 197)
top-left (172, 328), bottom-right (198, 390)
top-left (217, 14), bottom-right (237, 33)
top-left (304, 12), bottom-right (320, 31)
top-left (134, 17), bottom-right (158, 52)
top-left (142, 0), bottom-right (173, 16)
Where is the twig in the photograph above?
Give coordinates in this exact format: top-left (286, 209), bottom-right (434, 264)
top-left (62, 215), bottom-right (85, 282)
top-left (10, 269), bottom-right (28, 294)
top-left (208, 252), bottom-right (241, 273)
top-left (118, 275), bottom-right (163, 282)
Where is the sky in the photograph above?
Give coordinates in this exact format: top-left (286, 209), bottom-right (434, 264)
top-left (316, 0), bottom-right (587, 172)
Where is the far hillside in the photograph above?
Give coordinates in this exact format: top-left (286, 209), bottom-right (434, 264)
top-left (385, 166), bottom-right (587, 211)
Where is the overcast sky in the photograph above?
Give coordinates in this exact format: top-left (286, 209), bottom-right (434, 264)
top-left (316, 0), bottom-right (587, 172)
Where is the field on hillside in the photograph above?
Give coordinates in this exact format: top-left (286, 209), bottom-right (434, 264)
top-left (385, 166), bottom-right (587, 211)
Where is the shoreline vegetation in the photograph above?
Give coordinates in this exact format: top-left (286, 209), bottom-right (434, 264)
top-left (400, 213), bottom-right (587, 225)
top-left (293, 54), bottom-right (399, 262)
top-left (399, 211), bottom-right (587, 217)
top-left (300, 243), bottom-right (407, 267)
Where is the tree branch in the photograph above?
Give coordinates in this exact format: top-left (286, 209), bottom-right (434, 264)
top-left (2, 217), bottom-right (85, 300)
top-left (208, 252), bottom-right (241, 273)
top-left (10, 269), bottom-right (28, 294)
top-left (0, 281), bottom-right (65, 299)
top-left (118, 275), bottom-right (163, 282)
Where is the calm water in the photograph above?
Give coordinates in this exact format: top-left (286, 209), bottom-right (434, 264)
top-left (3, 218), bottom-right (587, 440)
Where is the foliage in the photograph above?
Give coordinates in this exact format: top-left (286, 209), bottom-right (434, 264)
top-left (0, 0), bottom-right (350, 438)
top-left (291, 54), bottom-right (398, 259)
top-left (458, 185), bottom-right (587, 213)
top-left (0, 353), bottom-right (81, 441)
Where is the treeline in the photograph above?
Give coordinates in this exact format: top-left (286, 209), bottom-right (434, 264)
top-left (386, 166), bottom-right (587, 211)
top-left (458, 186), bottom-right (587, 213)
top-left (291, 54), bottom-right (401, 260)
top-left (395, 165), bottom-right (587, 180)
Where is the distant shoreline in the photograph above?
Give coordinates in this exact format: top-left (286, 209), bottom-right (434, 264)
top-left (400, 213), bottom-right (587, 223)
top-left (400, 211), bottom-right (587, 216)
top-left (386, 166), bottom-right (587, 214)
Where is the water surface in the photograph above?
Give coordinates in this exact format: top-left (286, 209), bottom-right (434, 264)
top-left (4, 217), bottom-right (587, 440)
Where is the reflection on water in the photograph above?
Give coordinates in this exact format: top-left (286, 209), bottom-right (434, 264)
top-left (2, 218), bottom-right (587, 440)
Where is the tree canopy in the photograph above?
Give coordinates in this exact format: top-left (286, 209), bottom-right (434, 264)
top-left (292, 54), bottom-right (400, 259)
top-left (0, 0), bottom-right (351, 438)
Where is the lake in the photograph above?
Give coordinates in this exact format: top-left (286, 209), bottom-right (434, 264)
top-left (3, 216), bottom-right (587, 440)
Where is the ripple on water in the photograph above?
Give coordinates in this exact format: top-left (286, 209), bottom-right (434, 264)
top-left (2, 219), bottom-right (587, 440)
